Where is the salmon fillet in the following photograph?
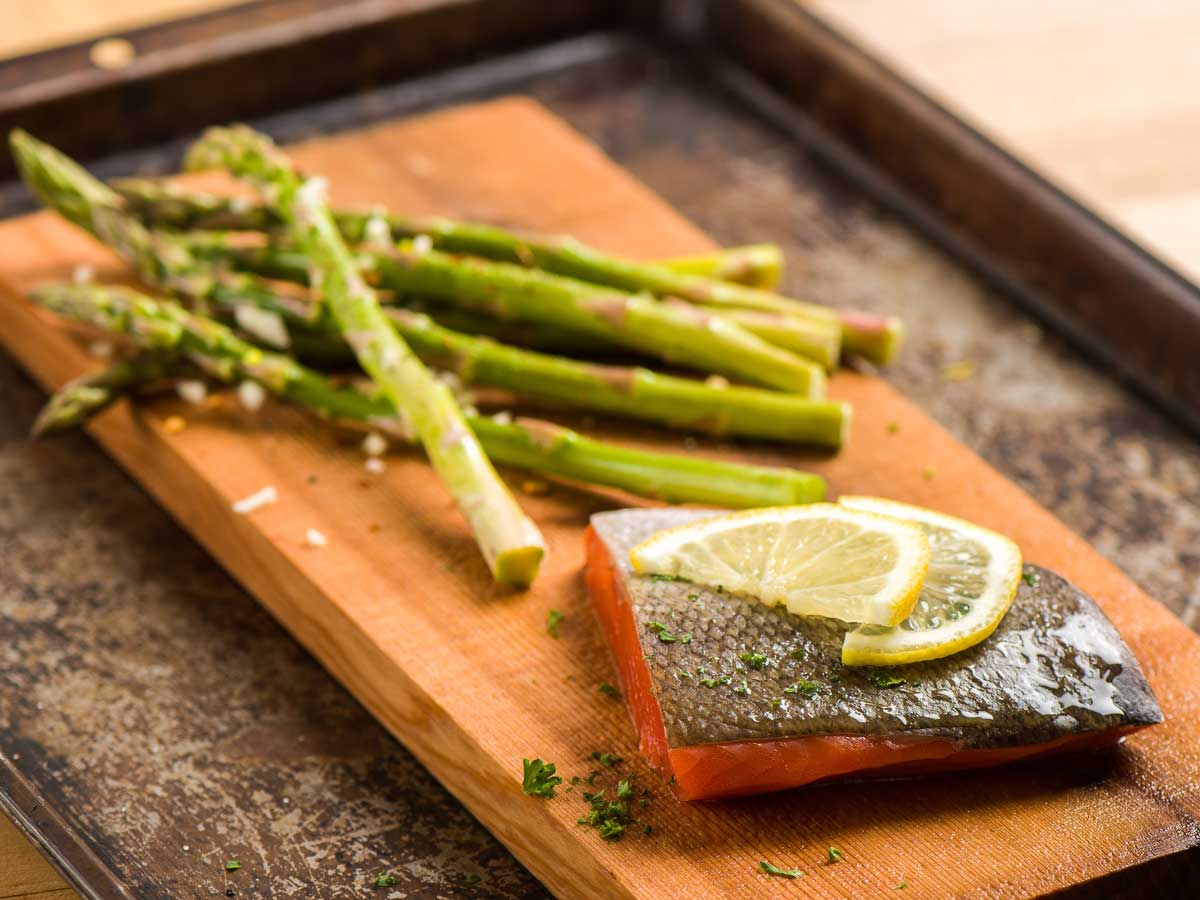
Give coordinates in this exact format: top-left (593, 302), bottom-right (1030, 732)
top-left (585, 508), bottom-right (1161, 801)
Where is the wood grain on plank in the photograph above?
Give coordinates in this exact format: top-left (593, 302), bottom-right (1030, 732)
top-left (0, 98), bottom-right (1198, 899)
top-left (0, 816), bottom-right (71, 899)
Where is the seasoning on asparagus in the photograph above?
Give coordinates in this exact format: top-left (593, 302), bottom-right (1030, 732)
top-left (30, 283), bottom-right (828, 508)
top-left (202, 241), bottom-right (829, 396)
top-left (181, 125), bottom-right (549, 586)
top-left (116, 179), bottom-right (786, 289)
top-left (114, 178), bottom-right (900, 362)
top-left (172, 265), bottom-right (849, 447)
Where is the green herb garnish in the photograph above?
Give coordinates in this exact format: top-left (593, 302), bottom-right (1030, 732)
top-left (866, 669), bottom-right (906, 688)
top-left (546, 608), bottom-right (565, 637)
top-left (739, 652), bottom-right (769, 670)
top-left (784, 679), bottom-right (822, 698)
top-left (735, 679), bottom-right (750, 696)
top-left (224, 860), bottom-right (242, 872)
top-left (687, 593), bottom-right (699, 601)
top-left (827, 846), bottom-right (844, 863)
top-left (650, 573), bottom-right (679, 582)
top-left (598, 819), bottom-right (624, 840)
top-left (759, 860), bottom-right (805, 879)
top-left (895, 881), bottom-right (908, 890)
top-left (374, 873), bottom-right (397, 887)
top-left (463, 873), bottom-right (481, 886)
top-left (1022, 570), bottom-right (1038, 587)
top-left (521, 758), bottom-right (563, 798)
top-left (699, 677), bottom-right (720, 688)
top-left (592, 751), bottom-right (622, 767)
top-left (646, 621), bottom-right (690, 644)
top-left (599, 682), bottom-right (620, 698)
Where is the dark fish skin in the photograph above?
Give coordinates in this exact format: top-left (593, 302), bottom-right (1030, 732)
top-left (590, 508), bottom-right (1162, 751)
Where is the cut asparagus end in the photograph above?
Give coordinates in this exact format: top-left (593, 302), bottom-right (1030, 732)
top-left (493, 545), bottom-right (547, 590)
top-left (658, 244), bottom-right (785, 290)
top-left (839, 312), bottom-right (905, 366)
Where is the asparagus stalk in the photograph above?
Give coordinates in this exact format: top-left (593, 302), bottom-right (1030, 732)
top-left (657, 244), bottom-right (783, 289)
top-left (116, 179), bottom-right (786, 289)
top-left (30, 284), bottom-right (827, 508)
top-left (202, 242), bottom-right (828, 396)
top-left (113, 178), bottom-right (900, 362)
top-left (181, 232), bottom-right (838, 367)
top-left (31, 352), bottom-right (179, 436)
top-left (183, 126), bottom-right (545, 586)
top-left (8, 129), bottom-right (318, 332)
top-left (195, 277), bottom-right (849, 446)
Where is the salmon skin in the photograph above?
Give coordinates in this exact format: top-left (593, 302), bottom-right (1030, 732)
top-left (585, 508), bottom-right (1162, 801)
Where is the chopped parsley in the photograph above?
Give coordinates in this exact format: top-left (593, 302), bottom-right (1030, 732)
top-left (546, 609), bottom-right (565, 638)
top-left (224, 860), bottom-right (242, 872)
top-left (699, 677), bottom-right (720, 688)
top-left (598, 819), bottom-right (624, 840)
top-left (374, 873), bottom-right (397, 887)
top-left (686, 593), bottom-right (700, 601)
top-left (784, 679), bottom-right (822, 697)
top-left (759, 860), bottom-right (805, 879)
top-left (592, 751), bottom-right (623, 767)
top-left (646, 621), bottom-right (691, 644)
top-left (521, 757), bottom-right (563, 798)
top-left (827, 846), bottom-right (844, 863)
top-left (866, 669), bottom-right (906, 688)
top-left (734, 679), bottom-right (750, 696)
top-left (580, 786), bottom-right (635, 841)
top-left (463, 873), bottom-right (481, 886)
top-left (599, 682), bottom-right (620, 698)
top-left (895, 880), bottom-right (909, 890)
top-left (1022, 570), bottom-right (1039, 587)
top-left (770, 698), bottom-right (782, 709)
top-left (739, 652), bottom-right (769, 670)
top-left (650, 573), bottom-right (679, 582)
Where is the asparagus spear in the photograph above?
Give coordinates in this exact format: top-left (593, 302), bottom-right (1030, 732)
top-left (116, 179), bottom-right (786, 289)
top-left (113, 177), bottom-right (900, 362)
top-left (200, 242), bottom-right (829, 396)
top-left (183, 125), bottom-right (545, 587)
top-left (5, 134), bottom-right (846, 445)
top-left (182, 232), bottom-right (839, 367)
top-left (196, 279), bottom-right (849, 446)
top-left (657, 244), bottom-right (783, 289)
top-left (30, 284), bottom-right (827, 508)
top-left (8, 129), bottom-right (318, 333)
top-left (31, 352), bottom-right (179, 436)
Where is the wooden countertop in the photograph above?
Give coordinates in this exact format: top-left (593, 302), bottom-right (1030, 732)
top-left (806, 0), bottom-right (1200, 282)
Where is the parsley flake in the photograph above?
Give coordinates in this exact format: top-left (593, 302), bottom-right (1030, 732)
top-left (650, 573), bottom-right (679, 582)
top-left (224, 860), bottom-right (242, 872)
top-left (739, 652), bottom-right (769, 670)
top-left (784, 679), bottom-right (822, 698)
top-left (1022, 570), bottom-right (1039, 587)
top-left (827, 846), bottom-right (844, 863)
top-left (591, 751), bottom-right (622, 767)
top-left (374, 873), bottom-right (397, 887)
top-left (734, 679), bottom-right (750, 696)
top-left (866, 669), bottom-right (906, 688)
top-left (463, 873), bottom-right (481, 885)
top-left (546, 609), bottom-right (564, 638)
top-left (521, 758), bottom-right (563, 798)
top-left (599, 682), bottom-right (620, 698)
top-left (759, 860), bottom-right (805, 879)
top-left (646, 621), bottom-right (690, 644)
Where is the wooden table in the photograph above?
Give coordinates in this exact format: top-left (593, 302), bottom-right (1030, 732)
top-left (2, 2), bottom-right (1199, 898)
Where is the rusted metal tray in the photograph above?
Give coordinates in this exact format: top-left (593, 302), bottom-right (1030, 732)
top-left (2, 1), bottom-right (1199, 898)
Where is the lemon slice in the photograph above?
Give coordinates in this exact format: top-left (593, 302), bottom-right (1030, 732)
top-left (629, 504), bottom-right (930, 626)
top-left (837, 496), bottom-right (1022, 666)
